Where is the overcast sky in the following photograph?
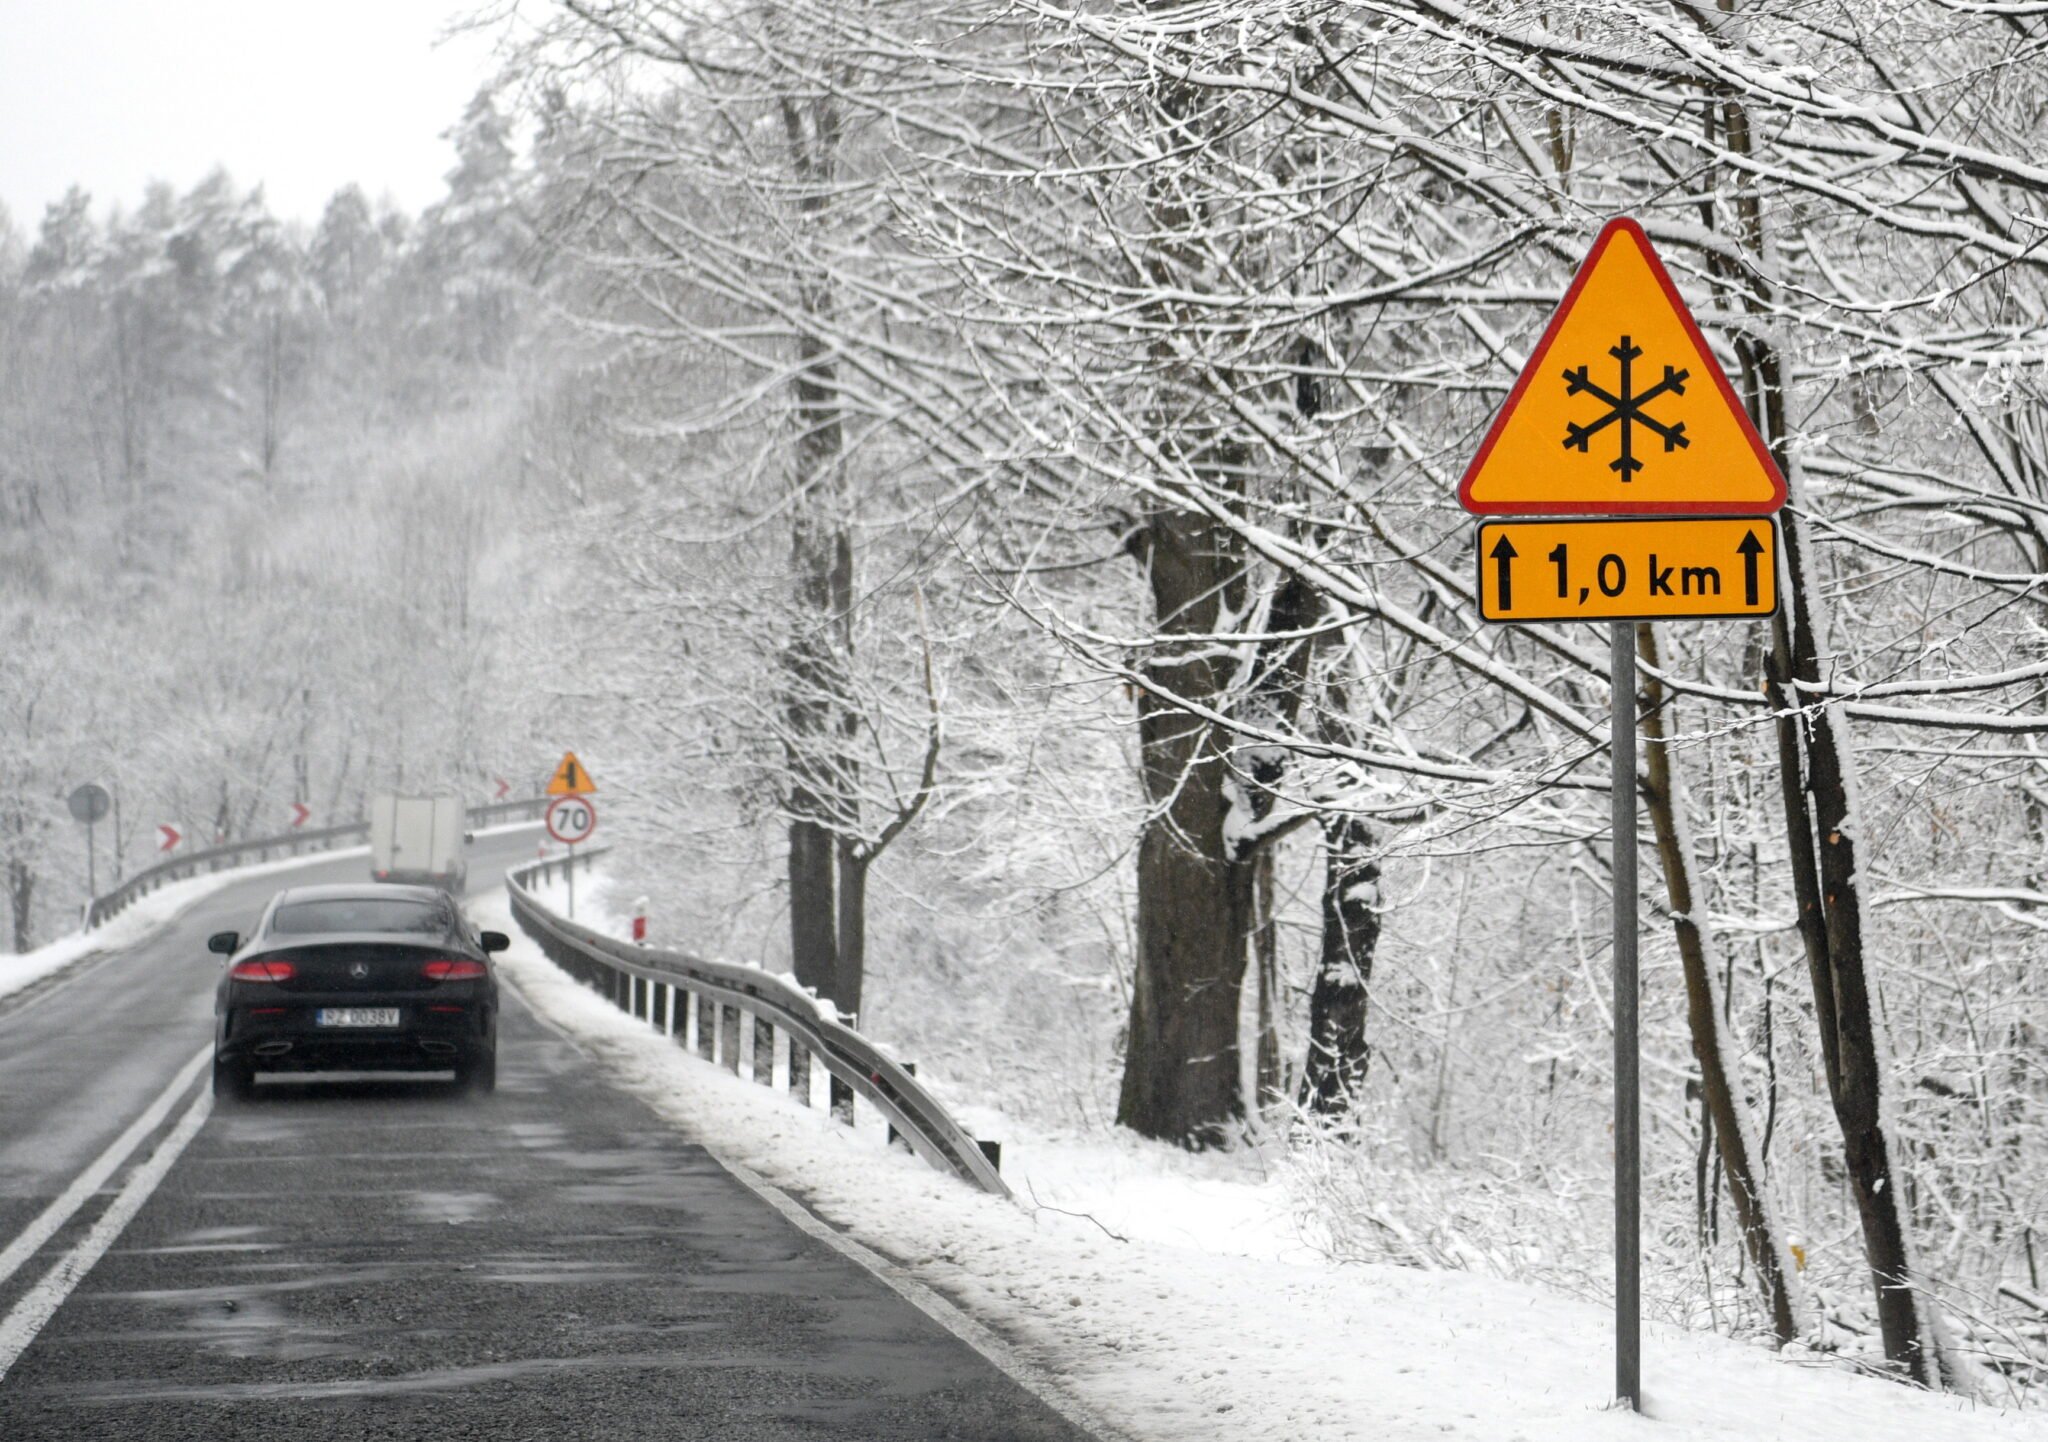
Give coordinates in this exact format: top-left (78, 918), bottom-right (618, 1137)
top-left (0, 1), bottom-right (506, 234)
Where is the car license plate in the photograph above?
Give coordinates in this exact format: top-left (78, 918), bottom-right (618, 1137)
top-left (316, 1007), bottom-right (400, 1028)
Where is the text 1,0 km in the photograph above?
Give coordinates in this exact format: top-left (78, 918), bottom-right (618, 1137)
top-left (1476, 517), bottom-right (1777, 623)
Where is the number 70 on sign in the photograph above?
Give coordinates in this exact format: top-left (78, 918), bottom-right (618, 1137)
top-left (1475, 517), bottom-right (1776, 623)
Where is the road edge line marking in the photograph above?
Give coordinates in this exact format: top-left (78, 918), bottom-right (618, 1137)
top-left (0, 1074), bottom-right (212, 1383)
top-left (0, 1043), bottom-right (212, 1293)
top-left (494, 973), bottom-right (1127, 1442)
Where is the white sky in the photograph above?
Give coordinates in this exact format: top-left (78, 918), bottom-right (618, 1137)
top-left (0, 1), bottom-right (508, 234)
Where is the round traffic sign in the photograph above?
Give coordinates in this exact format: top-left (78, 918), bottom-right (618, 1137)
top-left (545, 795), bottom-right (598, 846)
top-left (68, 783), bottom-right (111, 824)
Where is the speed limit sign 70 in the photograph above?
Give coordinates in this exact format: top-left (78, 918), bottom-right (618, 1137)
top-left (545, 795), bottom-right (598, 845)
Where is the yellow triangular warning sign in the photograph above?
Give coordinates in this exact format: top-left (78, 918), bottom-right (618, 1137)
top-left (545, 751), bottom-right (596, 796)
top-left (1460, 219), bottom-right (1786, 516)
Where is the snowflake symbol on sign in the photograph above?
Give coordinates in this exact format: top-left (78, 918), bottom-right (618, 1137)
top-left (1562, 336), bottom-right (1689, 481)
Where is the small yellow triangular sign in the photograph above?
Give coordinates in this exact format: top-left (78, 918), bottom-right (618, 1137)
top-left (1460, 218), bottom-right (1786, 516)
top-left (546, 751), bottom-right (596, 796)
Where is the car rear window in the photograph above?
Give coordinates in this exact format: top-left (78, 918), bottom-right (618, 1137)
top-left (270, 898), bottom-right (449, 935)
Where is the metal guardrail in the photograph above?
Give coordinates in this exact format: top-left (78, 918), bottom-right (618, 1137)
top-left (506, 849), bottom-right (1011, 1199)
top-left (84, 796), bottom-right (551, 929)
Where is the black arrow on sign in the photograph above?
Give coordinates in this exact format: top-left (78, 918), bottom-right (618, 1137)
top-left (1736, 529), bottom-right (1765, 606)
top-left (1489, 532), bottom-right (1519, 611)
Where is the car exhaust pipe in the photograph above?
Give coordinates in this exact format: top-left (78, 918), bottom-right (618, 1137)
top-left (253, 1041), bottom-right (294, 1057)
top-left (418, 1040), bottom-right (459, 1056)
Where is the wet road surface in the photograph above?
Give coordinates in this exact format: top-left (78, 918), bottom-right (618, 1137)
top-left (0, 836), bottom-right (1091, 1440)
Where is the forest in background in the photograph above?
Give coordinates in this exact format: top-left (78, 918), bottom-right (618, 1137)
top-left (0, 94), bottom-right (554, 947)
top-left (5, 0), bottom-right (2046, 1407)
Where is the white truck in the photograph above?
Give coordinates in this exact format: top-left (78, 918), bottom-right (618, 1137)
top-left (369, 793), bottom-right (468, 893)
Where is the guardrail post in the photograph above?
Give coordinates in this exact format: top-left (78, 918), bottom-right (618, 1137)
top-left (789, 1043), bottom-right (811, 1105)
top-left (720, 1005), bottom-right (741, 1074)
top-left (829, 1075), bottom-right (855, 1126)
top-left (977, 1139), bottom-right (1002, 1172)
top-left (753, 1017), bottom-right (774, 1086)
top-left (887, 1063), bottom-right (916, 1150)
top-left (695, 992), bottom-right (715, 1061)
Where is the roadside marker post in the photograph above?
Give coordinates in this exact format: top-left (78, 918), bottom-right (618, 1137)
top-left (1458, 217), bottom-right (1787, 1411)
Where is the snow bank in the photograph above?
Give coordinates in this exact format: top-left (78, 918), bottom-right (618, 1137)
top-left (474, 884), bottom-right (2035, 1442)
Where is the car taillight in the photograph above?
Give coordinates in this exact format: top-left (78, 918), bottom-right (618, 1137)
top-left (422, 959), bottom-right (488, 982)
top-left (230, 958), bottom-right (295, 983)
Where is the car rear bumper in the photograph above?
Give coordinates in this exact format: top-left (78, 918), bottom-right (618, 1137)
top-left (217, 1001), bottom-right (493, 1072)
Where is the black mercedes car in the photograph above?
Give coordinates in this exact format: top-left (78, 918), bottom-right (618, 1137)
top-left (210, 883), bottom-right (507, 1100)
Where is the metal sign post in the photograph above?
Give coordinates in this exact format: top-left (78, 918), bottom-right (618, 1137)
top-left (1610, 624), bottom-right (1640, 1409)
top-left (544, 794), bottom-right (599, 923)
top-left (67, 784), bottom-right (112, 900)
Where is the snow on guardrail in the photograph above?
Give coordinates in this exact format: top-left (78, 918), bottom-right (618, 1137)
top-left (505, 848), bottom-right (1010, 1199)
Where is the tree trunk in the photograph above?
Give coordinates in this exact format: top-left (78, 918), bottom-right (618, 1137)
top-left (1637, 625), bottom-right (1801, 1344)
top-left (261, 310), bottom-right (284, 480)
top-left (837, 842), bottom-right (868, 1021)
top-left (1118, 513), bottom-right (1254, 1146)
top-left (1122, 797), bottom-right (1254, 1145)
top-left (1707, 36), bottom-right (1948, 1382)
top-left (782, 315), bottom-right (851, 1004)
top-left (1769, 514), bottom-right (1940, 1382)
top-left (1300, 812), bottom-right (1378, 1116)
top-left (787, 815), bottom-right (838, 1001)
top-left (1252, 849), bottom-right (1283, 1111)
top-left (8, 858), bottom-right (32, 953)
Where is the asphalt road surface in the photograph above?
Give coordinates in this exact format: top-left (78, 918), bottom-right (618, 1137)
top-left (0, 830), bottom-right (1093, 1441)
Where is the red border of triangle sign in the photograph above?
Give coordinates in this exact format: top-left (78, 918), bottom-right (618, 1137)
top-left (1458, 217), bottom-right (1786, 518)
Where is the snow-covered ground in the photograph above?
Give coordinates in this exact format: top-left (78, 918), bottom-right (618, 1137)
top-left (477, 878), bottom-right (2035, 1441)
top-left (0, 845), bottom-right (375, 1006)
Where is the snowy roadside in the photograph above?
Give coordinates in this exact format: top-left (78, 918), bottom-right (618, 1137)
top-left (0, 845), bottom-right (379, 1007)
top-left (474, 882), bottom-right (2034, 1442)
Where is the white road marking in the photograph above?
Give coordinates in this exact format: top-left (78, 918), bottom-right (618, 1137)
top-left (0, 1075), bottom-right (212, 1383)
top-left (0, 1042), bottom-right (212, 1294)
